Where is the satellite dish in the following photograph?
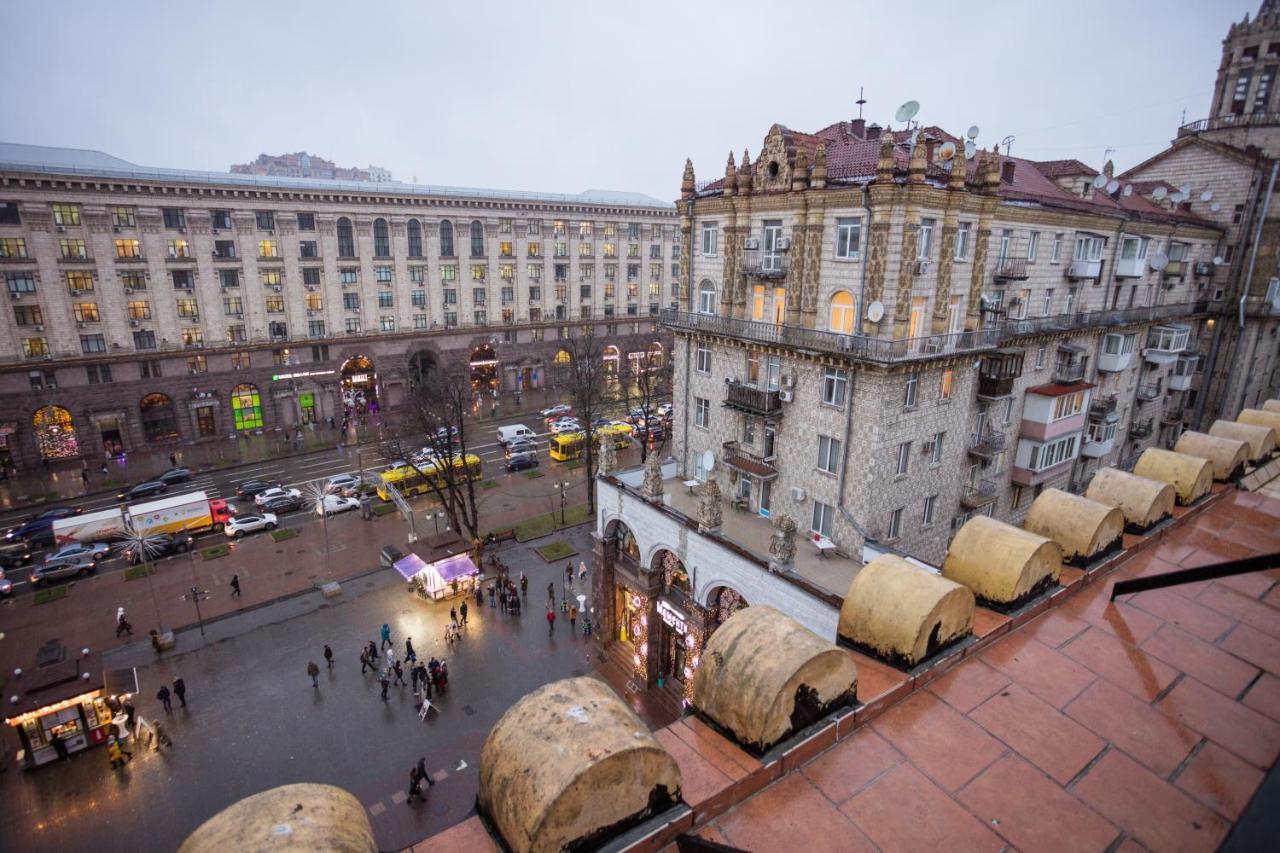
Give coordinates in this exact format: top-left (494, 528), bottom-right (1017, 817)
top-left (701, 450), bottom-right (715, 474)
top-left (966, 125), bottom-right (980, 140)
top-left (964, 140), bottom-right (977, 160)
top-left (1172, 191), bottom-right (1188, 203)
top-left (895, 100), bottom-right (920, 123)
top-left (938, 141), bottom-right (957, 161)
top-left (1210, 202), bottom-right (1222, 212)
top-left (1106, 180), bottom-right (1120, 194)
top-left (1200, 190), bottom-right (1213, 202)
top-left (866, 300), bottom-right (885, 322)
top-left (1213, 255), bottom-right (1224, 265)
top-left (1152, 186), bottom-right (1168, 200)
top-left (1149, 252), bottom-right (1169, 272)
top-left (1092, 174), bottom-right (1108, 190)
top-left (1178, 183), bottom-right (1191, 195)
top-left (1122, 185), bottom-right (1133, 197)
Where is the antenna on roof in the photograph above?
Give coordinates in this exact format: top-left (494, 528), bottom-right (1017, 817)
top-left (1000, 135), bottom-right (1015, 156)
top-left (1092, 174), bottom-right (1109, 190)
top-left (856, 87), bottom-right (867, 120)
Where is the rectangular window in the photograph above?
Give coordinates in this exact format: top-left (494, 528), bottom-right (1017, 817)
top-left (939, 368), bottom-right (954, 401)
top-left (65, 270), bottom-right (94, 293)
top-left (167, 239), bottom-right (190, 259)
top-left (378, 291), bottom-right (393, 308)
top-left (60, 238), bottom-right (88, 259)
top-left (113, 239), bottom-right (139, 258)
top-left (701, 223), bottom-right (718, 256)
top-left (1035, 346), bottom-right (1047, 369)
top-left (381, 316), bottom-right (396, 331)
top-left (810, 501), bottom-right (834, 538)
top-left (0, 202), bottom-right (16, 225)
top-left (694, 396), bottom-right (709, 428)
top-left (412, 289), bottom-right (427, 308)
top-left (471, 264), bottom-right (487, 282)
top-left (922, 495), bottom-right (937, 527)
top-left (1042, 289), bottom-right (1054, 316)
top-left (187, 354), bottom-right (207, 373)
top-left (527, 242), bottom-right (542, 259)
top-left (133, 330), bottom-right (156, 350)
top-left (443, 289), bottom-right (457, 305)
top-left (306, 292), bottom-right (323, 311)
top-left (301, 267), bottom-right (321, 286)
top-left (1052, 391), bottom-right (1085, 420)
top-left (695, 344), bottom-right (711, 374)
top-left (835, 217), bottom-right (862, 259)
top-left (231, 351), bottom-right (251, 370)
top-left (0, 238), bottom-right (27, 258)
top-left (343, 292), bottom-right (360, 310)
top-left (603, 242), bottom-right (617, 259)
top-left (527, 264), bottom-right (541, 281)
top-left (181, 328), bottom-right (204, 348)
top-left (413, 314), bottom-right (427, 329)
top-left (887, 507), bottom-right (904, 540)
top-left (340, 269), bottom-right (358, 286)
top-left (817, 435), bottom-right (841, 474)
top-left (72, 302), bottom-right (100, 322)
top-left (345, 317), bottom-right (362, 334)
top-left (930, 431), bottom-right (945, 464)
top-left (162, 208), bottom-right (186, 229)
top-left (904, 371), bottom-right (919, 409)
top-left (210, 209), bottom-right (232, 229)
top-left (22, 337), bottom-right (49, 357)
top-left (223, 296), bottom-right (244, 316)
top-left (299, 240), bottom-right (318, 258)
top-left (375, 266), bottom-right (393, 284)
top-left (1050, 233), bottom-right (1063, 263)
top-left (127, 300), bottom-right (151, 320)
top-left (214, 239), bottom-right (237, 259)
top-left (296, 212), bottom-right (315, 231)
top-left (955, 222), bottom-right (972, 260)
top-left (822, 367), bottom-right (848, 407)
top-left (308, 320), bottom-right (326, 337)
top-left (80, 334), bottom-right (106, 354)
top-left (256, 211), bottom-right (275, 230)
top-left (917, 219), bottom-right (935, 259)
top-left (1028, 434), bottom-right (1080, 472)
top-left (499, 241), bottom-right (513, 258)
top-left (51, 203), bottom-right (81, 226)
top-left (14, 305), bottom-right (42, 325)
top-left (472, 288), bottom-right (486, 305)
top-left (173, 270), bottom-right (194, 290)
top-left (259, 240), bottom-right (279, 258)
top-left (6, 272), bottom-right (36, 294)
top-left (111, 206), bottom-right (135, 227)
top-left (895, 441), bottom-right (911, 476)
top-left (87, 364), bottom-right (113, 384)
top-left (1026, 231), bottom-right (1040, 262)
top-left (264, 296), bottom-right (284, 313)
top-left (176, 297), bottom-right (199, 318)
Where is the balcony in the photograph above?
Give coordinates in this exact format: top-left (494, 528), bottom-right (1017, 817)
top-left (1163, 260), bottom-right (1187, 278)
top-left (1179, 112), bottom-right (1280, 136)
top-left (1129, 418), bottom-right (1154, 439)
top-left (721, 441), bottom-right (778, 480)
top-left (1136, 383), bottom-right (1162, 403)
top-left (1052, 357), bottom-right (1087, 384)
top-left (967, 430), bottom-right (1007, 460)
top-left (1194, 261), bottom-right (1216, 278)
top-left (977, 349), bottom-right (1025, 400)
top-left (723, 381), bottom-right (784, 419)
top-left (1143, 324), bottom-right (1190, 365)
top-left (1003, 300), bottom-right (1208, 339)
top-left (1068, 258), bottom-right (1102, 281)
top-left (1162, 406), bottom-right (1185, 425)
top-left (959, 478), bottom-right (999, 510)
top-left (1169, 354), bottom-right (1197, 391)
top-left (1115, 256), bottom-right (1146, 278)
top-left (1082, 424), bottom-right (1117, 458)
top-left (993, 258), bottom-right (1029, 281)
top-left (1089, 395), bottom-right (1118, 418)
top-left (742, 249), bottom-right (788, 279)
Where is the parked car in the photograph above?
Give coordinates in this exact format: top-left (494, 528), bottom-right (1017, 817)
top-left (549, 419), bottom-right (581, 435)
top-left (45, 542), bottom-right (111, 564)
top-left (117, 480), bottom-right (168, 502)
top-left (224, 513), bottom-right (278, 538)
top-left (540, 403), bottom-right (572, 418)
top-left (235, 480), bottom-right (280, 500)
top-left (657, 402), bottom-right (674, 418)
top-left (30, 554), bottom-right (96, 586)
top-left (325, 473), bottom-right (361, 494)
top-left (505, 452), bottom-right (539, 472)
top-left (119, 533), bottom-right (194, 565)
top-left (5, 507), bottom-right (84, 545)
top-left (505, 439), bottom-right (538, 458)
top-left (434, 425), bottom-right (459, 443)
top-left (157, 467), bottom-right (193, 485)
top-left (316, 495), bottom-right (359, 517)
top-left (0, 575), bottom-right (11, 598)
top-left (254, 487), bottom-right (302, 507)
top-left (260, 494), bottom-right (303, 514)
top-left (0, 541), bottom-right (34, 569)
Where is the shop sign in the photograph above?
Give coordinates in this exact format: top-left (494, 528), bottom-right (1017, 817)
top-left (657, 600), bottom-right (687, 635)
top-left (299, 392), bottom-right (314, 408)
top-left (271, 370), bottom-right (334, 381)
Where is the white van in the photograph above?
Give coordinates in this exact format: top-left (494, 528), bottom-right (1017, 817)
top-left (496, 424), bottom-right (537, 445)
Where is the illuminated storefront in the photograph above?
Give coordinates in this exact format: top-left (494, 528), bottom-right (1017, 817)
top-left (33, 405), bottom-right (78, 459)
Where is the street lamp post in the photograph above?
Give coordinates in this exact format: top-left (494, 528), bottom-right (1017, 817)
top-left (556, 480), bottom-right (570, 525)
top-left (182, 586), bottom-right (210, 638)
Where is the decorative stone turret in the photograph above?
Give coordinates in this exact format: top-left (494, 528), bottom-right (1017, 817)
top-left (875, 129), bottom-right (896, 181)
top-left (811, 144), bottom-right (827, 189)
top-left (981, 146), bottom-right (1002, 193)
top-left (739, 149), bottom-right (753, 197)
top-left (723, 151), bottom-right (738, 198)
top-left (697, 478), bottom-right (722, 533)
top-left (596, 437), bottom-right (617, 478)
top-left (908, 137), bottom-right (927, 184)
top-left (791, 149), bottom-right (810, 191)
top-left (640, 452), bottom-right (664, 503)
top-left (768, 514), bottom-right (797, 571)
top-left (680, 158), bottom-right (696, 201)
top-left (948, 151), bottom-right (967, 190)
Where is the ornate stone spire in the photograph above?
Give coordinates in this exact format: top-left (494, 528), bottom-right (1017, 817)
top-left (739, 149), bottom-right (753, 196)
top-left (596, 436), bottom-right (617, 478)
top-left (723, 151), bottom-right (738, 197)
top-left (948, 151), bottom-right (967, 190)
top-left (811, 144), bottom-right (827, 189)
top-left (640, 452), bottom-right (664, 503)
top-left (876, 129), bottom-right (897, 182)
top-left (768, 514), bottom-right (797, 572)
top-left (908, 137), bottom-right (927, 184)
top-left (697, 478), bottom-right (722, 533)
top-left (792, 149), bottom-right (810, 191)
top-left (680, 158), bottom-right (696, 201)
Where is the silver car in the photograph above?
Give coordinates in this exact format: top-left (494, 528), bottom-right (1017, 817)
top-left (45, 542), bottom-right (111, 564)
top-left (31, 554), bottom-right (96, 586)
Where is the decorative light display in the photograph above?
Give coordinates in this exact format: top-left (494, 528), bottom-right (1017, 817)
top-left (33, 405), bottom-right (78, 460)
top-left (630, 591), bottom-right (649, 677)
top-left (682, 628), bottom-right (704, 704)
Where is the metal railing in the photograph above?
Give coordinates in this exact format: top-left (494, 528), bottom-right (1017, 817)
top-left (1162, 407), bottom-right (1184, 424)
top-left (724, 381), bottom-right (783, 417)
top-left (1179, 112), bottom-right (1280, 135)
top-left (967, 431), bottom-right (1006, 459)
top-left (1090, 395), bottom-right (1118, 417)
top-left (1136, 383), bottom-right (1162, 402)
top-left (960, 478), bottom-right (999, 509)
top-left (993, 257), bottom-right (1029, 280)
top-left (742, 249), bottom-right (788, 278)
top-left (1129, 418), bottom-right (1154, 439)
top-left (1052, 359), bottom-right (1087, 383)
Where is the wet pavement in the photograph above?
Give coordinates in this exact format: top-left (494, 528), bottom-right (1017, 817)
top-left (0, 526), bottom-right (605, 853)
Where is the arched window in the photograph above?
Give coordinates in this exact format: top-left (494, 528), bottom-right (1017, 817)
top-left (613, 522), bottom-right (639, 560)
top-left (698, 279), bottom-right (717, 314)
top-left (230, 383), bottom-right (264, 431)
top-left (439, 220), bottom-right (455, 257)
top-left (336, 217), bottom-right (355, 258)
top-left (33, 405), bottom-right (78, 459)
top-left (139, 393), bottom-right (179, 442)
top-left (829, 290), bottom-right (856, 334)
top-left (373, 218), bottom-right (390, 257)
top-left (470, 220), bottom-right (485, 257)
top-left (406, 219), bottom-right (423, 257)
top-left (554, 349), bottom-right (572, 364)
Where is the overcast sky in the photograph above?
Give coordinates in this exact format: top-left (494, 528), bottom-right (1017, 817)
top-left (0, 0), bottom-right (1257, 202)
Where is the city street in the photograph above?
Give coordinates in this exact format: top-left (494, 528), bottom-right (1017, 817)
top-left (0, 527), bottom-right (605, 852)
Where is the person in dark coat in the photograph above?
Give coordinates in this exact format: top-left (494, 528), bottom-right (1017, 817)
top-left (360, 648), bottom-right (371, 673)
top-left (230, 575), bottom-right (241, 598)
top-left (50, 731), bottom-right (69, 762)
top-left (172, 678), bottom-right (187, 707)
top-left (307, 661), bottom-right (320, 687)
top-left (406, 767), bottom-right (423, 803)
top-left (157, 685), bottom-right (172, 713)
top-left (379, 674), bottom-right (390, 701)
top-left (416, 756), bottom-right (435, 787)
top-left (405, 637), bottom-right (416, 663)
top-left (367, 640), bottom-right (378, 663)
top-left (393, 659), bottom-right (406, 686)
top-left (323, 644), bottom-right (333, 668)
top-left (459, 600), bottom-right (468, 625)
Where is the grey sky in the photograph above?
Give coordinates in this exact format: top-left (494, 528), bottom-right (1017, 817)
top-left (0, 0), bottom-right (1254, 202)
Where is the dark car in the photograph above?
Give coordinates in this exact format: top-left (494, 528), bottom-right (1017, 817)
top-left (119, 533), bottom-right (194, 565)
top-left (235, 479), bottom-right (279, 500)
top-left (30, 554), bottom-right (96, 586)
top-left (4, 506), bottom-right (83, 546)
top-left (260, 494), bottom-right (303, 514)
top-left (0, 541), bottom-right (34, 569)
top-left (118, 480), bottom-right (168, 503)
top-left (157, 467), bottom-right (192, 485)
top-left (505, 452), bottom-right (539, 472)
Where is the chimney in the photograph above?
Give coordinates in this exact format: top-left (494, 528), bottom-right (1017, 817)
top-left (850, 118), bottom-right (866, 139)
top-left (1000, 159), bottom-right (1016, 183)
top-left (924, 136), bottom-right (938, 163)
top-left (866, 123), bottom-right (883, 140)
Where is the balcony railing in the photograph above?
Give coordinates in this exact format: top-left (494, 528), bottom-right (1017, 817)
top-left (1004, 301), bottom-right (1208, 339)
top-left (723, 381), bottom-right (783, 418)
top-left (1179, 112), bottom-right (1280, 136)
top-left (967, 431), bottom-right (1007, 460)
top-left (1089, 395), bottom-right (1118, 418)
top-left (742, 249), bottom-right (788, 279)
top-left (1129, 418), bottom-right (1154, 439)
top-left (993, 257), bottom-right (1029, 281)
top-left (1068, 258), bottom-right (1102, 280)
top-left (1162, 407), bottom-right (1184, 424)
top-left (960, 478), bottom-right (999, 509)
top-left (721, 441), bottom-right (778, 479)
top-left (1136, 383), bottom-right (1162, 402)
top-left (1052, 359), bottom-right (1087, 383)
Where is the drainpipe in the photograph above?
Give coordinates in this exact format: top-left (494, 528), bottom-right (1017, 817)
top-left (682, 198), bottom-right (694, 475)
top-left (855, 185), bottom-right (872, 324)
top-left (836, 197), bottom-right (874, 552)
top-left (1231, 159), bottom-right (1277, 417)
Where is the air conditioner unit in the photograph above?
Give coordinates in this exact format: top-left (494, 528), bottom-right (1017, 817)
top-left (71, 289), bottom-right (83, 297)
top-left (178, 227), bottom-right (186, 234)
top-left (743, 237), bottom-right (760, 250)
top-left (130, 320), bottom-right (139, 327)
top-left (113, 226), bottom-right (121, 233)
top-left (124, 287), bottom-right (134, 294)
top-left (791, 486), bottom-right (807, 502)
top-left (34, 324), bottom-right (44, 332)
top-left (272, 285), bottom-right (282, 292)
top-left (781, 374), bottom-right (796, 388)
top-left (76, 322), bottom-right (84, 329)
top-left (8, 292), bottom-right (19, 300)
top-left (306, 285), bottom-right (316, 291)
top-left (777, 237), bottom-right (791, 251)
top-left (779, 389), bottom-right (794, 403)
top-left (914, 259), bottom-right (930, 275)
top-left (307, 310), bottom-right (316, 317)
top-left (56, 225), bottom-right (66, 233)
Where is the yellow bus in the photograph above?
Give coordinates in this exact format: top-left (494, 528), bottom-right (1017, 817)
top-left (598, 422), bottom-right (633, 449)
top-left (550, 425), bottom-right (633, 462)
top-left (377, 453), bottom-right (483, 500)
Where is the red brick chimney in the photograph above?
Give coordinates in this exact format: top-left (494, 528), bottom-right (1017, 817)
top-left (1000, 160), bottom-right (1016, 183)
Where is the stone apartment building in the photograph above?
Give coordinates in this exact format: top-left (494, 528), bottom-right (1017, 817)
top-left (0, 143), bottom-right (677, 470)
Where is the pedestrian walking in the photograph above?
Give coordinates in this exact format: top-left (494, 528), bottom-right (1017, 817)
top-left (100, 461), bottom-right (109, 477)
top-left (381, 623), bottom-right (392, 649)
top-left (488, 584), bottom-right (496, 607)
top-left (393, 659), bottom-right (406, 686)
top-left (172, 678), bottom-right (187, 708)
top-left (81, 468), bottom-right (90, 487)
top-left (416, 756), bottom-right (436, 787)
top-left (380, 674), bottom-right (390, 701)
top-left (410, 664), bottom-right (420, 692)
top-left (565, 563), bottom-right (573, 586)
top-left (169, 453), bottom-right (177, 467)
top-left (360, 648), bottom-right (371, 673)
top-left (385, 646), bottom-right (395, 668)
top-left (50, 731), bottom-right (69, 762)
top-left (324, 644), bottom-right (334, 668)
top-left (367, 640), bottom-right (378, 663)
top-left (230, 575), bottom-right (241, 598)
top-left (153, 721), bottom-right (173, 749)
top-left (520, 572), bottom-right (528, 597)
top-left (459, 600), bottom-right (468, 625)
top-left (307, 661), bottom-right (320, 687)
top-left (113, 733), bottom-right (133, 762)
top-left (547, 581), bottom-right (555, 603)
top-left (157, 685), bottom-right (172, 713)
top-left (108, 739), bottom-right (126, 770)
top-left (570, 605), bottom-right (578, 633)
top-left (546, 608), bottom-right (556, 635)
top-left (406, 767), bottom-right (423, 803)
top-left (405, 638), bottom-right (416, 663)
top-left (450, 606), bottom-right (458, 626)
top-left (123, 700), bottom-right (137, 731)
top-left (115, 607), bottom-right (133, 637)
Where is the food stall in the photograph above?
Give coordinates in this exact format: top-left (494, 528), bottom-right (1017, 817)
top-left (396, 552), bottom-right (480, 601)
top-left (4, 644), bottom-right (139, 769)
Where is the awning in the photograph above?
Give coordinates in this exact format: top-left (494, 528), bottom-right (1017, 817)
top-left (393, 553), bottom-right (430, 581)
top-left (103, 667), bottom-right (139, 699)
top-left (435, 553), bottom-right (480, 583)
top-left (399, 552), bottom-right (481, 597)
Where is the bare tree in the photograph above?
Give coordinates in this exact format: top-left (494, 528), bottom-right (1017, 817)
top-left (383, 365), bottom-right (486, 551)
top-left (561, 326), bottom-right (611, 512)
top-left (618, 343), bottom-right (674, 462)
